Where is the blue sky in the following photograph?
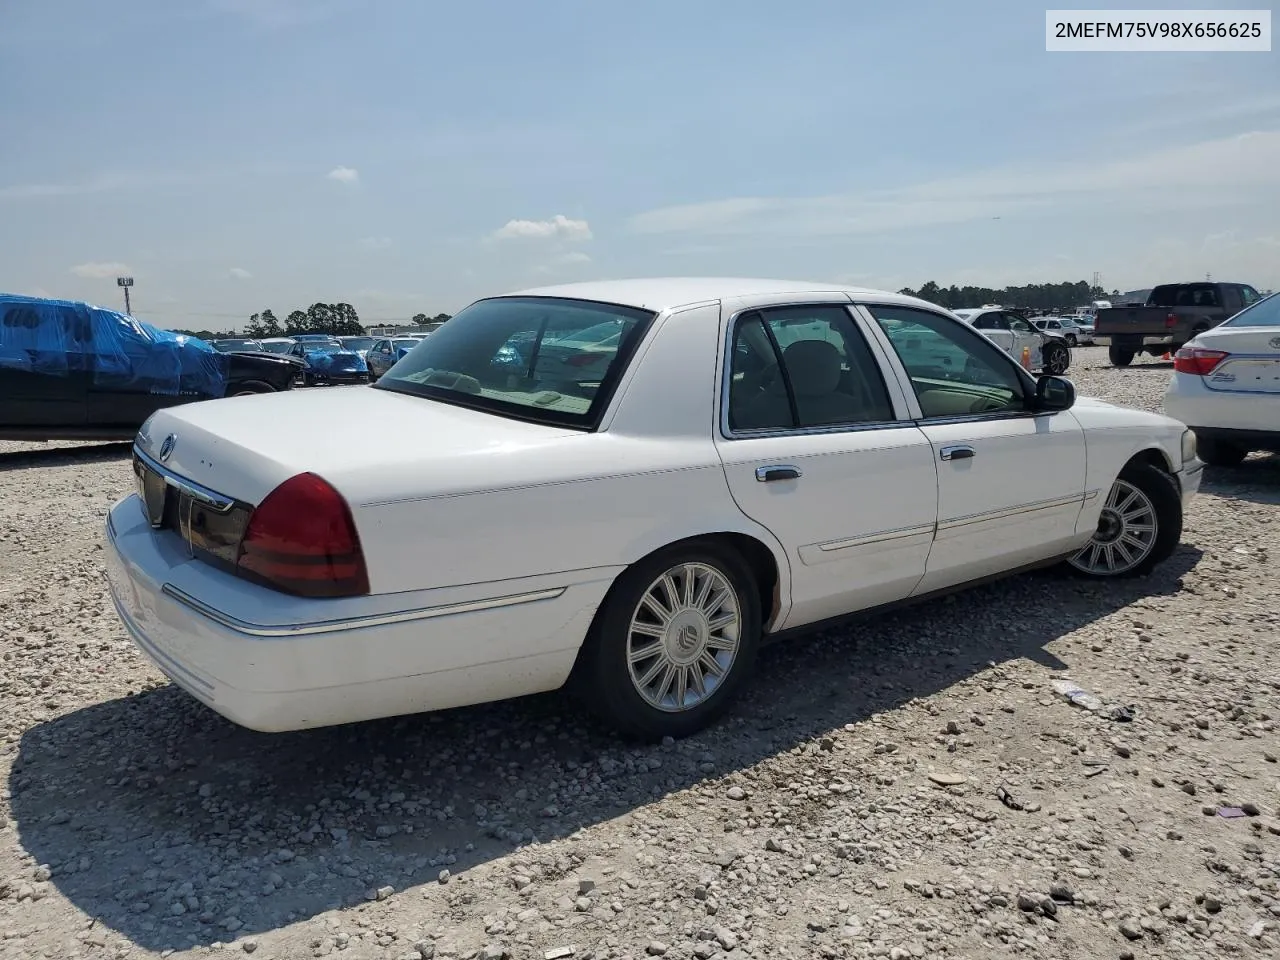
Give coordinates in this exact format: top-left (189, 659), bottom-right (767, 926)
top-left (1, 0), bottom-right (1277, 328)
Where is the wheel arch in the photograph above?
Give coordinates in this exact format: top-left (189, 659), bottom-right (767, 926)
top-left (1125, 446), bottom-right (1175, 474)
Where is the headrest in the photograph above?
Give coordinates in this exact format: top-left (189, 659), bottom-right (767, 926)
top-left (782, 339), bottom-right (842, 395)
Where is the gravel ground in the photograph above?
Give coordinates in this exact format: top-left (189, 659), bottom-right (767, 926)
top-left (2, 345), bottom-right (1278, 960)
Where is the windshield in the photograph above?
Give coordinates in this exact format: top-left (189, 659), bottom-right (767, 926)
top-left (213, 339), bottom-right (261, 351)
top-left (260, 340), bottom-right (293, 353)
top-left (340, 337), bottom-right (374, 351)
top-left (1222, 292), bottom-right (1280, 328)
top-left (301, 341), bottom-right (342, 353)
top-left (392, 338), bottom-right (421, 350)
top-left (375, 296), bottom-right (656, 428)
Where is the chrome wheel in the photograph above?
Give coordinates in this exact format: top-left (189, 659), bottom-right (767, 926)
top-left (1068, 479), bottom-right (1157, 576)
top-left (1046, 346), bottom-right (1069, 375)
top-left (626, 562), bottom-right (741, 713)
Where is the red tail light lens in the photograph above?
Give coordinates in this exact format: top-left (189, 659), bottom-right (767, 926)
top-left (1172, 347), bottom-right (1229, 376)
top-left (1165, 313), bottom-right (1178, 329)
top-left (236, 473), bottom-right (370, 598)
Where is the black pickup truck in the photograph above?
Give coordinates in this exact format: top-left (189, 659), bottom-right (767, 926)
top-left (1095, 281), bottom-right (1265, 366)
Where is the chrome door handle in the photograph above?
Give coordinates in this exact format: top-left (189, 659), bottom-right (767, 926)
top-left (939, 445), bottom-right (975, 461)
top-left (755, 464), bottom-right (802, 482)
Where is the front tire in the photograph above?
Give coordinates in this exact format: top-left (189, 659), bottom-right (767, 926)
top-left (1195, 435), bottom-right (1247, 467)
top-left (1066, 462), bottom-right (1181, 579)
top-left (227, 380), bottom-right (276, 397)
top-left (1066, 334), bottom-right (1078, 347)
top-left (1042, 341), bottom-right (1070, 375)
top-left (572, 542), bottom-right (761, 741)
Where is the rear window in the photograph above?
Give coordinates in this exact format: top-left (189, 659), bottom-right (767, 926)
top-left (1149, 284), bottom-right (1220, 308)
top-left (374, 296), bottom-right (656, 429)
top-left (1222, 292), bottom-right (1280, 328)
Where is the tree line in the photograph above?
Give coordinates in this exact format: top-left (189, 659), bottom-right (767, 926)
top-left (897, 280), bottom-right (1114, 311)
top-left (170, 304), bottom-right (452, 342)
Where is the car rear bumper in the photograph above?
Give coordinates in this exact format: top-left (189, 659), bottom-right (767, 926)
top-left (1166, 371), bottom-right (1280, 435)
top-left (104, 497), bottom-right (612, 732)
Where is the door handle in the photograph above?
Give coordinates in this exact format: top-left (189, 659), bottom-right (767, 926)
top-left (755, 464), bottom-right (802, 482)
top-left (939, 445), bottom-right (975, 461)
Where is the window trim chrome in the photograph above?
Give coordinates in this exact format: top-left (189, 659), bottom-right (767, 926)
top-left (716, 301), bottom-right (916, 441)
top-left (848, 300), bottom-right (1049, 425)
top-left (133, 444), bottom-right (236, 514)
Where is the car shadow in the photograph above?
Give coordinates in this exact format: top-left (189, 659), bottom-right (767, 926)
top-left (10, 547), bottom-right (1202, 952)
top-left (1199, 454), bottom-right (1280, 506)
top-left (0, 442), bottom-right (132, 471)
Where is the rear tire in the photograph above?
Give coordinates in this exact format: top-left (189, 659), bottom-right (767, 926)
top-left (1065, 462), bottom-right (1181, 579)
top-left (1109, 344), bottom-right (1135, 367)
top-left (571, 541), bottom-right (761, 741)
top-left (1195, 435), bottom-right (1248, 467)
top-left (1066, 334), bottom-right (1078, 347)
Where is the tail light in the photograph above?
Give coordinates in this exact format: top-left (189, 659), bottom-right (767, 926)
top-left (1165, 313), bottom-right (1178, 329)
top-left (236, 473), bottom-right (369, 598)
top-left (1172, 347), bottom-right (1229, 376)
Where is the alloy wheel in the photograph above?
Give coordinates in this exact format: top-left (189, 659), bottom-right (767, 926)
top-left (626, 562), bottom-right (741, 713)
top-left (1068, 479), bottom-right (1158, 576)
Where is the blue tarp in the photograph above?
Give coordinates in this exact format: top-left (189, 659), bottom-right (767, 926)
top-left (0, 294), bottom-right (229, 397)
top-left (298, 345), bottom-right (367, 373)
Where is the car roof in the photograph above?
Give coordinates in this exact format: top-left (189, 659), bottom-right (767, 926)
top-left (502, 277), bottom-right (936, 313)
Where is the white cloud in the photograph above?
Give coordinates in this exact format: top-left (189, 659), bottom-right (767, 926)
top-left (70, 261), bottom-right (132, 279)
top-left (491, 214), bottom-right (592, 242)
top-left (358, 236), bottom-right (392, 250)
top-left (627, 130), bottom-right (1280, 239)
top-left (228, 267), bottom-right (252, 279)
top-left (327, 166), bottom-right (359, 184)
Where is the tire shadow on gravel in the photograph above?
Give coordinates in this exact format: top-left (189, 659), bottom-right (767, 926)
top-left (9, 547), bottom-right (1202, 952)
top-left (0, 442), bottom-right (132, 470)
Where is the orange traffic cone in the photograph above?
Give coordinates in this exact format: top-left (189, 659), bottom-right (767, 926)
top-left (1162, 351), bottom-right (1171, 360)
top-left (1021, 346), bottom-right (1031, 369)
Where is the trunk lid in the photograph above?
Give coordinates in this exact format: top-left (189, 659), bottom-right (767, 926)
top-left (135, 385), bottom-right (582, 505)
top-left (1190, 326), bottom-right (1280, 394)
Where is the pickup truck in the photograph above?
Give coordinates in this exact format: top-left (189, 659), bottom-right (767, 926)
top-left (1095, 281), bottom-right (1265, 366)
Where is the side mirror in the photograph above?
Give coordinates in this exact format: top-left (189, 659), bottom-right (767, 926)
top-left (1035, 375), bottom-right (1075, 411)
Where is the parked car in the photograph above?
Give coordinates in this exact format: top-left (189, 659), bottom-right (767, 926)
top-left (287, 338), bottom-right (369, 386)
top-left (211, 338), bottom-right (265, 353)
top-left (0, 294), bottom-right (298, 441)
top-left (338, 336), bottom-right (376, 360)
top-left (106, 278), bottom-right (1200, 740)
top-left (1164, 292), bottom-right (1280, 465)
top-left (953, 307), bottom-right (1071, 375)
top-left (1032, 316), bottom-right (1094, 346)
top-left (258, 337), bottom-right (296, 355)
top-left (366, 336), bottom-right (426, 380)
top-left (1094, 281), bottom-right (1265, 366)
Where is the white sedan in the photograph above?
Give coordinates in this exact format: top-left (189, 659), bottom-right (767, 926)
top-left (105, 279), bottom-right (1202, 740)
top-left (1165, 292), bottom-right (1280, 465)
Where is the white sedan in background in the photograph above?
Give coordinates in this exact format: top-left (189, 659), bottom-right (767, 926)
top-left (953, 307), bottom-right (1072, 375)
top-left (105, 278), bottom-right (1201, 741)
top-left (1165, 292), bottom-right (1280, 465)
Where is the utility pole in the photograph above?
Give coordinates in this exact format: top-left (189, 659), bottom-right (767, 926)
top-left (117, 276), bottom-right (134, 315)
